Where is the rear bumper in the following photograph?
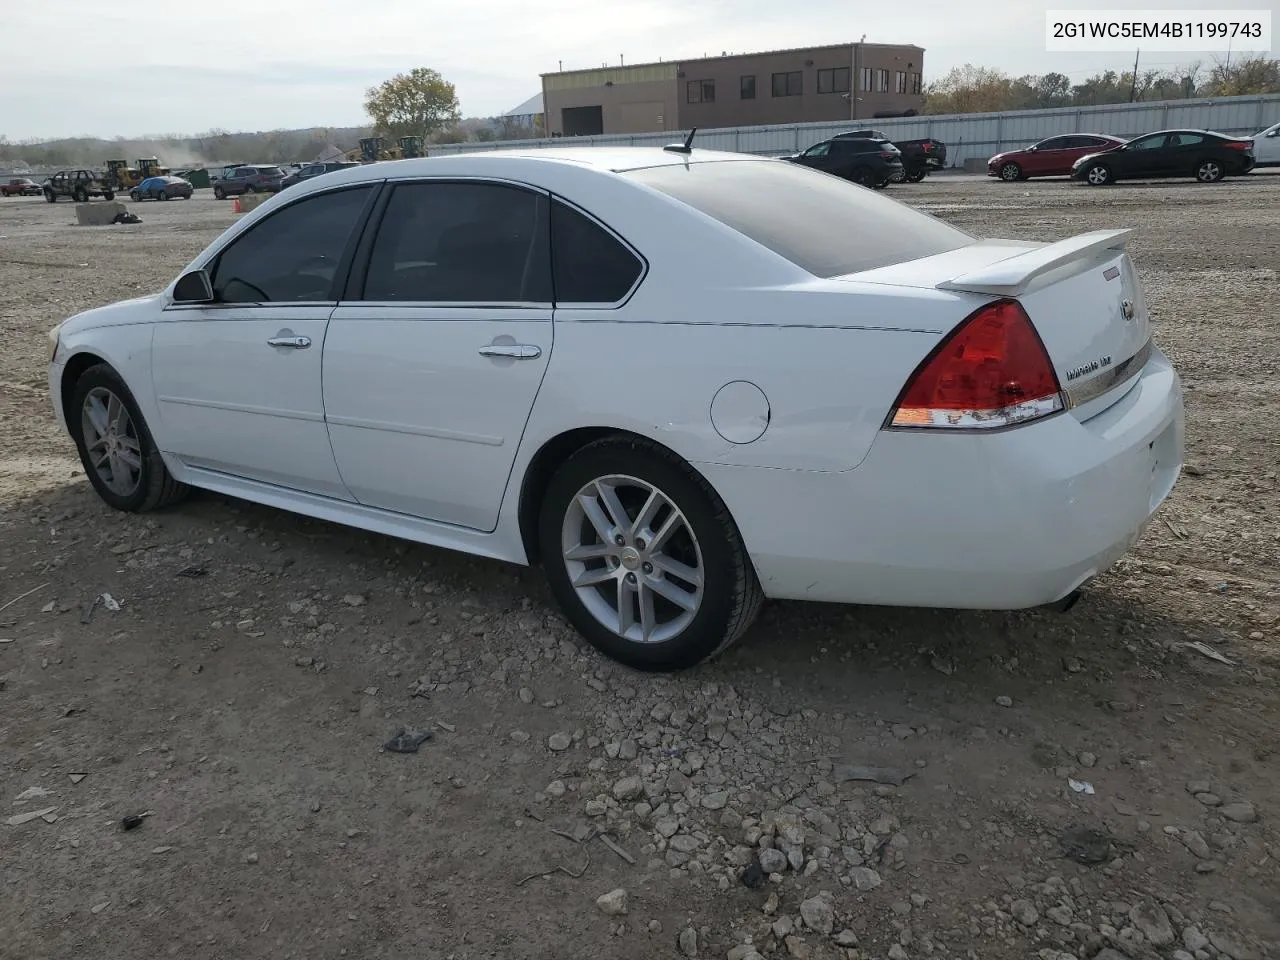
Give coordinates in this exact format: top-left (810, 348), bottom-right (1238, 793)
top-left (700, 346), bottom-right (1184, 609)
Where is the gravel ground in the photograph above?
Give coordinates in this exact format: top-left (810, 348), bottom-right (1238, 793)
top-left (2, 175), bottom-right (1278, 960)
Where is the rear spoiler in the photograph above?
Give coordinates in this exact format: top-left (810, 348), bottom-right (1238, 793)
top-left (937, 229), bottom-right (1133, 297)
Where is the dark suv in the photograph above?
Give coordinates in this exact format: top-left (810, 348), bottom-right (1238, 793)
top-left (212, 165), bottom-right (285, 199)
top-left (280, 160), bottom-right (361, 189)
top-left (784, 137), bottom-right (904, 188)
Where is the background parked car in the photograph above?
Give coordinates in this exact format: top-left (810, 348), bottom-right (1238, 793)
top-left (784, 137), bottom-right (903, 188)
top-left (988, 134), bottom-right (1126, 181)
top-left (1072, 129), bottom-right (1255, 185)
top-left (835, 130), bottom-right (947, 181)
top-left (130, 175), bottom-right (194, 201)
top-left (43, 170), bottom-right (114, 202)
top-left (212, 165), bottom-right (285, 199)
top-left (2, 177), bottom-right (43, 197)
top-left (1250, 120), bottom-right (1280, 167)
top-left (280, 161), bottom-right (361, 189)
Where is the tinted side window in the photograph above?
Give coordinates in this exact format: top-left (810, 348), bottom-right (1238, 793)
top-left (551, 200), bottom-right (644, 304)
top-left (1129, 135), bottom-right (1168, 151)
top-left (1170, 133), bottom-right (1204, 146)
top-left (211, 186), bottom-right (373, 303)
top-left (363, 181), bottom-right (551, 303)
top-left (1038, 137), bottom-right (1069, 149)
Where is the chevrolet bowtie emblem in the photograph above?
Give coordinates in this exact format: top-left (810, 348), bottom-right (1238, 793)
top-left (1121, 299), bottom-right (1135, 321)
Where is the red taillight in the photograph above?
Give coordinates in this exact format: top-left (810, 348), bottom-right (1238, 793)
top-left (887, 299), bottom-right (1064, 430)
top-left (922, 142), bottom-right (934, 152)
top-left (1224, 141), bottom-right (1251, 151)
top-left (880, 150), bottom-right (896, 159)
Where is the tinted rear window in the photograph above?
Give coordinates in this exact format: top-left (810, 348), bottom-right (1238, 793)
top-left (626, 159), bottom-right (973, 278)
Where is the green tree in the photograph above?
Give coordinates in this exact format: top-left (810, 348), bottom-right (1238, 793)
top-left (1203, 54), bottom-right (1280, 96)
top-left (364, 68), bottom-right (461, 141)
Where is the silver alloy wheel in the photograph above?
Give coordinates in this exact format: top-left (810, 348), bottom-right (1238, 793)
top-left (81, 386), bottom-right (143, 497)
top-left (1197, 161), bottom-right (1222, 182)
top-left (1086, 165), bottom-right (1110, 185)
top-left (1000, 163), bottom-right (1020, 181)
top-left (560, 474), bottom-right (705, 644)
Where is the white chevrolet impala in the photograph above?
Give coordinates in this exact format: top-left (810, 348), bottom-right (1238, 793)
top-left (47, 146), bottom-right (1184, 670)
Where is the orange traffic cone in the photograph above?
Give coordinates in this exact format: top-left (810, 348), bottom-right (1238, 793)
top-left (232, 197), bottom-right (242, 213)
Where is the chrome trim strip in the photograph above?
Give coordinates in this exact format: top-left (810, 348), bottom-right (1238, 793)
top-left (157, 395), bottom-right (324, 422)
top-left (325, 414), bottom-right (504, 447)
top-left (1061, 338), bottom-right (1153, 410)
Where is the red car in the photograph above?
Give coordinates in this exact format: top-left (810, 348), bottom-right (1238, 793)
top-left (988, 134), bottom-right (1126, 181)
top-left (1, 177), bottom-right (42, 197)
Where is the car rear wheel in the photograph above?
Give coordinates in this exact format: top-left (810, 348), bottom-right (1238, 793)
top-left (1084, 163), bottom-right (1113, 186)
top-left (851, 168), bottom-right (877, 188)
top-left (905, 168), bottom-right (928, 182)
top-left (1195, 159), bottom-right (1224, 183)
top-left (538, 436), bottom-right (763, 671)
top-left (159, 190), bottom-right (169, 200)
top-left (130, 191), bottom-right (140, 202)
top-left (103, 191), bottom-right (114, 201)
top-left (68, 364), bottom-right (189, 513)
top-left (243, 185), bottom-right (256, 194)
top-left (999, 162), bottom-right (1023, 181)
top-left (44, 189), bottom-right (56, 203)
top-left (73, 187), bottom-right (88, 203)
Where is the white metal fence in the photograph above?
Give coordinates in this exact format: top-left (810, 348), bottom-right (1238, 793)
top-left (427, 93), bottom-right (1280, 167)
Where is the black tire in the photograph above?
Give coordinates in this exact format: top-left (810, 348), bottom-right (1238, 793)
top-left (1082, 162), bottom-right (1113, 186)
top-left (103, 190), bottom-right (115, 201)
top-left (1195, 159), bottom-right (1224, 183)
top-left (538, 436), bottom-right (763, 671)
top-left (905, 168), bottom-right (927, 182)
top-left (44, 189), bottom-right (56, 203)
top-left (159, 190), bottom-right (169, 200)
top-left (213, 186), bottom-right (225, 200)
top-left (68, 363), bottom-right (189, 513)
top-left (243, 185), bottom-right (256, 194)
top-left (74, 187), bottom-right (88, 203)
top-left (999, 162), bottom-right (1023, 181)
top-left (851, 167), bottom-right (877, 188)
top-left (130, 191), bottom-right (140, 202)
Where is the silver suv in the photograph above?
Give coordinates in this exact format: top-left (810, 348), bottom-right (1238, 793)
top-left (212, 165), bottom-right (285, 199)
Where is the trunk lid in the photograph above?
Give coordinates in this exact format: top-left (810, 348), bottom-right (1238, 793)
top-left (844, 230), bottom-right (1152, 416)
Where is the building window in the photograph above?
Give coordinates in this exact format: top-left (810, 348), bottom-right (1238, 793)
top-left (876, 69), bottom-right (889, 92)
top-left (686, 80), bottom-right (715, 104)
top-left (895, 71), bottom-right (906, 94)
top-left (817, 67), bottom-right (851, 94)
top-left (910, 72), bottom-right (922, 94)
top-left (771, 71), bottom-right (802, 97)
top-left (740, 75), bottom-right (756, 99)
top-left (860, 67), bottom-right (873, 91)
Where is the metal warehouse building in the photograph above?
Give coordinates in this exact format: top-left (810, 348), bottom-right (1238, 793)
top-left (542, 42), bottom-right (925, 137)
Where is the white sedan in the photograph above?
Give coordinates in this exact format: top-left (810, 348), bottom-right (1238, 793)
top-left (47, 146), bottom-right (1184, 670)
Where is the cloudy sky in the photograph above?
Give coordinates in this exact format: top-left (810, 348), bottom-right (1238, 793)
top-left (1, 0), bottom-right (1271, 140)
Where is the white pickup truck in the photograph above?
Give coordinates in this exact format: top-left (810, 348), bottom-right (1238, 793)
top-left (1252, 121), bottom-right (1280, 167)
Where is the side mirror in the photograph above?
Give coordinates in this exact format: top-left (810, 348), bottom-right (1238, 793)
top-left (172, 269), bottom-right (214, 304)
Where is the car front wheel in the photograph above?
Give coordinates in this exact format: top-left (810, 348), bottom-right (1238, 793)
top-left (999, 162), bottom-right (1023, 181)
top-left (69, 364), bottom-right (189, 513)
top-left (1083, 163), bottom-right (1113, 186)
top-left (213, 186), bottom-right (225, 200)
top-left (1195, 159), bottom-right (1224, 183)
top-left (538, 437), bottom-right (763, 671)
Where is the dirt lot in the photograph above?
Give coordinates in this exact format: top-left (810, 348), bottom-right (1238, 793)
top-left (2, 175), bottom-right (1278, 960)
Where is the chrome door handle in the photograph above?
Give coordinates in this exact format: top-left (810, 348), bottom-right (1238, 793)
top-left (478, 344), bottom-right (541, 359)
top-left (267, 335), bottom-right (311, 349)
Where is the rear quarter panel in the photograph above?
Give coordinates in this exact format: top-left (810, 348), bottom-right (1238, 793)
top-left (527, 305), bottom-right (942, 474)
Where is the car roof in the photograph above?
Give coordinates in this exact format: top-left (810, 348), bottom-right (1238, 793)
top-left (375, 146), bottom-right (754, 175)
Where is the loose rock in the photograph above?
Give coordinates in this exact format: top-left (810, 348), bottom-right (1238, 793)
top-left (1219, 800), bottom-right (1258, 823)
top-left (678, 927), bottom-right (699, 957)
top-left (800, 892), bottom-right (835, 935)
top-left (548, 732), bottom-right (572, 752)
top-left (849, 867), bottom-right (882, 891)
top-left (758, 848), bottom-right (788, 874)
top-left (595, 888), bottom-right (628, 916)
top-left (1128, 899), bottom-right (1175, 947)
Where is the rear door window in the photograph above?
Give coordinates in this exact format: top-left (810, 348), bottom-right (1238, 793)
top-left (626, 159), bottom-right (973, 278)
top-left (361, 180), bottom-right (551, 303)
